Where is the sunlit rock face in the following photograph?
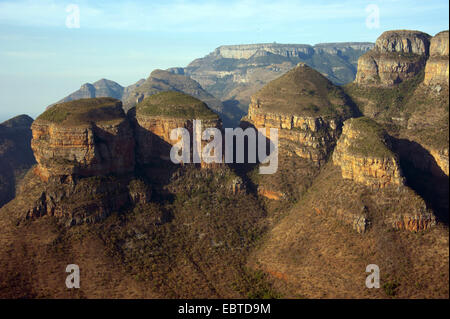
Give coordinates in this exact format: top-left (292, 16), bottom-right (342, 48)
top-left (245, 63), bottom-right (355, 164)
top-left (355, 30), bottom-right (431, 86)
top-left (424, 30), bottom-right (449, 86)
top-left (333, 117), bottom-right (404, 189)
top-left (31, 98), bottom-right (135, 182)
top-left (133, 91), bottom-right (222, 167)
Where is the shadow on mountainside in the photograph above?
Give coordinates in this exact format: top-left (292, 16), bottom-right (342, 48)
top-left (393, 137), bottom-right (449, 224)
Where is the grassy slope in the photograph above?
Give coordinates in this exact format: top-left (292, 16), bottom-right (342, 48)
top-left (253, 65), bottom-right (354, 118)
top-left (250, 163), bottom-right (449, 299)
top-left (137, 91), bottom-right (219, 120)
top-left (37, 97), bottom-right (124, 125)
top-left (344, 117), bottom-right (394, 158)
top-left (0, 166), bottom-right (279, 298)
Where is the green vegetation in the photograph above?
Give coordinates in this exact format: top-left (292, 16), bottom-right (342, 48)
top-left (254, 64), bottom-right (354, 118)
top-left (137, 91), bottom-right (219, 120)
top-left (383, 280), bottom-right (400, 297)
top-left (346, 117), bottom-right (394, 158)
top-left (37, 97), bottom-right (124, 125)
top-left (344, 70), bottom-right (425, 122)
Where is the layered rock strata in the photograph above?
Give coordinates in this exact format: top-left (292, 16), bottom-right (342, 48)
top-left (31, 98), bottom-right (135, 182)
top-left (246, 63), bottom-right (355, 164)
top-left (355, 30), bottom-right (431, 86)
top-left (424, 30), bottom-right (449, 86)
top-left (134, 91), bottom-right (222, 167)
top-left (333, 117), bottom-right (404, 189)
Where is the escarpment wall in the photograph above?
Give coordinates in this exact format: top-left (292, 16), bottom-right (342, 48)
top-left (247, 97), bottom-right (344, 163)
top-left (355, 30), bottom-right (431, 86)
top-left (424, 31), bottom-right (449, 86)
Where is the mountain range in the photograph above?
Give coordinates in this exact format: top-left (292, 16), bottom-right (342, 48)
top-left (54, 42), bottom-right (373, 127)
top-left (0, 30), bottom-right (448, 299)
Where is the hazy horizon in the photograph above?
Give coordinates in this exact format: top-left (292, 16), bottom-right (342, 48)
top-left (0, 0), bottom-right (448, 122)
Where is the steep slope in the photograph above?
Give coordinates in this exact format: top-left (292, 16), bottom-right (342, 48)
top-left (242, 63), bottom-right (356, 202)
top-left (345, 29), bottom-right (449, 223)
top-left (0, 115), bottom-right (36, 207)
top-left (132, 91), bottom-right (221, 167)
top-left (355, 30), bottom-right (431, 86)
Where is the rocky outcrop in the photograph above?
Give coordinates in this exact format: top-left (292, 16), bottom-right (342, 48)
top-left (245, 63), bottom-right (355, 164)
top-left (32, 98), bottom-right (135, 182)
top-left (134, 91), bottom-right (222, 167)
top-left (122, 69), bottom-right (224, 116)
top-left (0, 115), bottom-right (36, 207)
top-left (333, 117), bottom-right (404, 189)
top-left (424, 31), bottom-right (449, 86)
top-left (355, 30), bottom-right (431, 86)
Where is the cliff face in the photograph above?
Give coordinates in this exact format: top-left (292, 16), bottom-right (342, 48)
top-left (134, 91), bottom-right (222, 167)
top-left (245, 63), bottom-right (354, 163)
top-left (355, 30), bottom-right (431, 86)
top-left (333, 117), bottom-right (404, 189)
top-left (424, 31), bottom-right (449, 86)
top-left (0, 115), bottom-right (36, 207)
top-left (32, 98), bottom-right (135, 182)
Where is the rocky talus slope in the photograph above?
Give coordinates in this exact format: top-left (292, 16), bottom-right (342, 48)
top-left (355, 30), bottom-right (431, 86)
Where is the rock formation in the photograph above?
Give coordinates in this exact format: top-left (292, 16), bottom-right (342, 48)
top-left (245, 63), bottom-right (355, 163)
top-left (121, 69), bottom-right (224, 116)
top-left (32, 98), bottom-right (135, 182)
top-left (355, 30), bottom-right (431, 86)
top-left (424, 30), bottom-right (449, 86)
top-left (133, 91), bottom-right (222, 167)
top-left (333, 117), bottom-right (404, 189)
top-left (0, 114), bottom-right (36, 207)
top-left (179, 42), bottom-right (373, 123)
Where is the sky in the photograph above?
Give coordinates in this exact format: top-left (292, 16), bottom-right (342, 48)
top-left (0, 0), bottom-right (448, 121)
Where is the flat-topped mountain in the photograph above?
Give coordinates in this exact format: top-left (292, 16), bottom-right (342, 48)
top-left (32, 98), bottom-right (135, 182)
top-left (175, 42), bottom-right (373, 118)
top-left (134, 91), bottom-right (221, 166)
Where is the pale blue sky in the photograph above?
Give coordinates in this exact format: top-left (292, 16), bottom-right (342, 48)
top-left (0, 0), bottom-right (448, 121)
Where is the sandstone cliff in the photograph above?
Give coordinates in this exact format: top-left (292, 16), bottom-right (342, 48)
top-left (333, 117), bottom-right (404, 189)
top-left (32, 98), bottom-right (135, 182)
top-left (355, 30), bottom-right (431, 86)
top-left (246, 63), bottom-right (355, 163)
top-left (133, 91), bottom-right (221, 167)
top-left (424, 30), bottom-right (449, 86)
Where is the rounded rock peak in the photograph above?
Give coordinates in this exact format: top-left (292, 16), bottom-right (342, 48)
top-left (136, 91), bottom-right (218, 120)
top-left (429, 30), bottom-right (449, 56)
top-left (36, 97), bottom-right (125, 125)
top-left (251, 64), bottom-right (352, 117)
top-left (375, 30), bottom-right (431, 55)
